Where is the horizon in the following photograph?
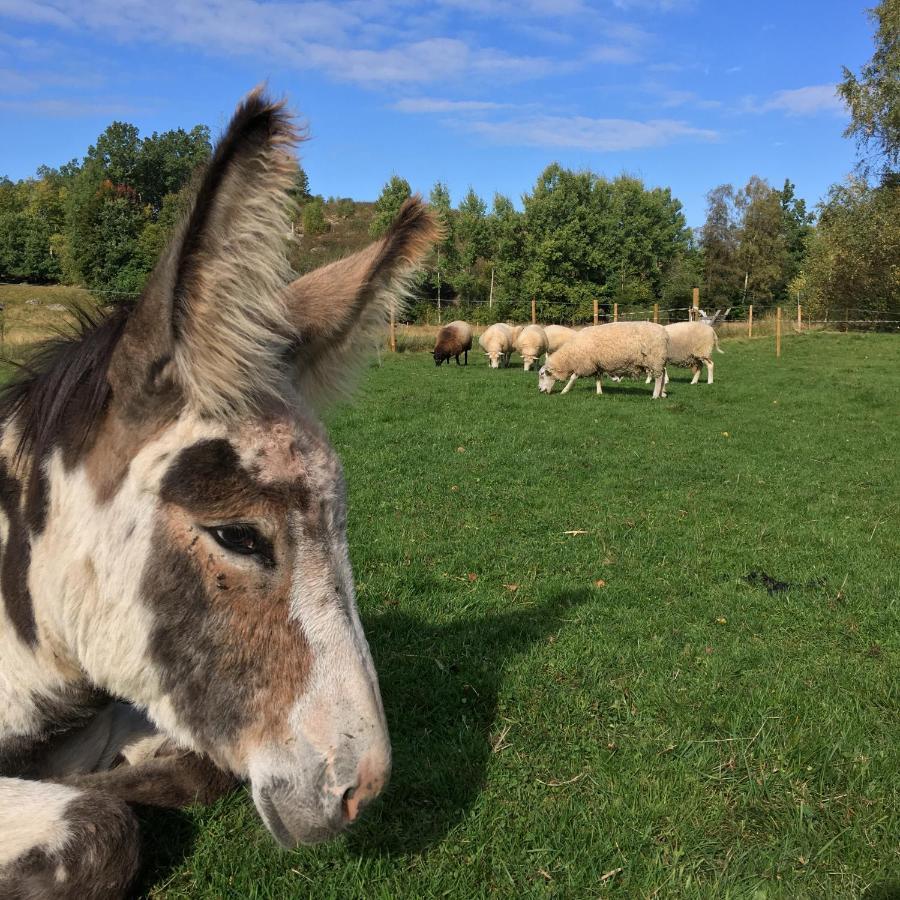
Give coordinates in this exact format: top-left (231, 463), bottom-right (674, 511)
top-left (0, 1), bottom-right (875, 228)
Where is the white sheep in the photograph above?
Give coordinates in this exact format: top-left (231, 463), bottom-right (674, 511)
top-left (542, 324), bottom-right (578, 355)
top-left (639, 320), bottom-right (722, 385)
top-left (478, 322), bottom-right (514, 368)
top-left (538, 322), bottom-right (669, 399)
top-left (505, 323), bottom-right (525, 345)
top-left (663, 320), bottom-right (722, 384)
top-left (515, 324), bottom-right (549, 371)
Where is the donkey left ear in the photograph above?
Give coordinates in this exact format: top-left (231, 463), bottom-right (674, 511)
top-left (282, 197), bottom-right (439, 406)
top-left (110, 87), bottom-right (299, 420)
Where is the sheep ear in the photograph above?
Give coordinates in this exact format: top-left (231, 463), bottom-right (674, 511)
top-left (282, 197), bottom-right (439, 405)
top-left (110, 87), bottom-right (298, 420)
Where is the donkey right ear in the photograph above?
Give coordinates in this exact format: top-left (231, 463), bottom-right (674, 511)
top-left (281, 198), bottom-right (440, 407)
top-left (109, 87), bottom-right (299, 421)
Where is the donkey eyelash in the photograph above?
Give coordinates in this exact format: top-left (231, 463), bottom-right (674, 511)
top-left (205, 524), bottom-right (275, 566)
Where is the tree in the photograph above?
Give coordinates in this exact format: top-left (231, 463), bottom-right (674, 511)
top-left (838, 0), bottom-right (900, 177)
top-left (454, 188), bottom-right (490, 303)
top-left (370, 175), bottom-right (411, 238)
top-left (301, 198), bottom-right (328, 236)
top-left (780, 179), bottom-right (814, 288)
top-left (700, 184), bottom-right (742, 306)
top-left (735, 176), bottom-right (789, 306)
top-left (802, 177), bottom-right (900, 320)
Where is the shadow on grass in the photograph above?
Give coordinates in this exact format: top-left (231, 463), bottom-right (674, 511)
top-left (345, 588), bottom-right (590, 857)
top-left (129, 806), bottom-right (198, 898)
top-left (131, 589), bottom-right (587, 890)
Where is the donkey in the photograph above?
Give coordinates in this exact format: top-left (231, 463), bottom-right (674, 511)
top-left (0, 89), bottom-right (437, 898)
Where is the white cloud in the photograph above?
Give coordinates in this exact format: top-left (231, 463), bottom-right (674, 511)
top-left (757, 84), bottom-right (844, 116)
top-left (464, 114), bottom-right (719, 150)
top-left (393, 97), bottom-right (509, 113)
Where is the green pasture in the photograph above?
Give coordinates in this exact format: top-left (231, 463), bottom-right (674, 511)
top-left (130, 332), bottom-right (896, 897)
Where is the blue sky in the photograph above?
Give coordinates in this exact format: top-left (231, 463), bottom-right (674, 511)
top-left (0, 0), bottom-right (876, 227)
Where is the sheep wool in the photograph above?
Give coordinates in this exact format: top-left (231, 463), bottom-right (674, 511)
top-left (478, 322), bottom-right (514, 368)
top-left (663, 321), bottom-right (722, 384)
top-left (433, 320), bottom-right (473, 366)
top-left (538, 322), bottom-right (669, 399)
top-left (515, 324), bottom-right (549, 371)
top-left (543, 324), bottom-right (578, 354)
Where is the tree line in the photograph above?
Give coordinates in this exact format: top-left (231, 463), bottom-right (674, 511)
top-left (1, 0), bottom-right (897, 323)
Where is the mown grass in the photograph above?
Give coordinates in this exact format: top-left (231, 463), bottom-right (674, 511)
top-left (131, 332), bottom-right (894, 897)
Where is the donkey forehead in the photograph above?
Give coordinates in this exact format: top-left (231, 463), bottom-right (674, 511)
top-left (143, 413), bottom-right (343, 516)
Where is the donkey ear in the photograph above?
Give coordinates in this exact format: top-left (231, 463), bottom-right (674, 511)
top-left (110, 87), bottom-right (298, 420)
top-left (282, 197), bottom-right (439, 406)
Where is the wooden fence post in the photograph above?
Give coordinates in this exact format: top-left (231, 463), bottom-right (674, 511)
top-left (593, 297), bottom-right (599, 325)
top-left (653, 303), bottom-right (659, 324)
top-left (797, 302), bottom-right (802, 332)
top-left (776, 306), bottom-right (782, 357)
top-left (748, 304), bottom-right (753, 338)
top-left (389, 305), bottom-right (397, 352)
top-left (613, 302), bottom-right (618, 323)
top-left (692, 287), bottom-right (700, 321)
top-left (531, 297), bottom-right (537, 324)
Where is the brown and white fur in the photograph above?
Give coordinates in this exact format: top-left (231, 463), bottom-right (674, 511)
top-left (0, 88), bottom-right (438, 899)
top-left (433, 320), bottom-right (472, 366)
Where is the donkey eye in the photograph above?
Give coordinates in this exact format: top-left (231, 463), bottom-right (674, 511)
top-left (206, 524), bottom-right (273, 563)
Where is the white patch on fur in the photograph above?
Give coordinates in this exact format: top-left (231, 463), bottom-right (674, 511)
top-left (0, 778), bottom-right (79, 865)
top-left (24, 414), bottom-right (226, 756)
top-left (246, 506), bottom-right (389, 841)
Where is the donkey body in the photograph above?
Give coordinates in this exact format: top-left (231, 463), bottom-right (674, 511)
top-left (0, 90), bottom-right (436, 898)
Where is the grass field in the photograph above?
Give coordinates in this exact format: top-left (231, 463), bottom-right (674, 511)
top-left (126, 331), bottom-right (898, 899)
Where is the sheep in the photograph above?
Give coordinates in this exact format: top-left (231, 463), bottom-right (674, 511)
top-left (433, 320), bottom-right (473, 366)
top-left (543, 324), bottom-right (578, 355)
top-left (538, 322), bottom-right (669, 399)
top-left (653, 320), bottom-right (723, 385)
top-left (505, 323), bottom-right (525, 345)
top-left (515, 324), bottom-right (549, 371)
top-left (478, 322), bottom-right (514, 368)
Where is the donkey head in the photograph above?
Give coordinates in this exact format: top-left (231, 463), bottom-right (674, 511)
top-left (8, 90), bottom-right (437, 845)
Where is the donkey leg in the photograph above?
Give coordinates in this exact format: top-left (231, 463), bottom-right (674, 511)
top-left (60, 749), bottom-right (236, 810)
top-left (0, 777), bottom-right (139, 900)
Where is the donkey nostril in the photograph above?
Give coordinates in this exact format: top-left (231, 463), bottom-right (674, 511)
top-left (341, 786), bottom-right (358, 823)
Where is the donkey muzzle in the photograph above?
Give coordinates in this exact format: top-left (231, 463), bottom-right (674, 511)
top-left (251, 745), bottom-right (391, 847)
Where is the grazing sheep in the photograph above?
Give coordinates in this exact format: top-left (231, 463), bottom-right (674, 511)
top-left (433, 320), bottom-right (473, 366)
top-left (538, 322), bottom-right (669, 399)
top-left (478, 322), bottom-right (514, 368)
top-left (543, 324), bottom-right (578, 355)
top-left (505, 323), bottom-right (525, 345)
top-left (515, 324), bottom-right (549, 371)
top-left (659, 320), bottom-right (723, 384)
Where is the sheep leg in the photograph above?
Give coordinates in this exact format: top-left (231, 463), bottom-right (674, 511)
top-left (652, 374), bottom-right (665, 399)
top-left (704, 358), bottom-right (714, 384)
top-left (664, 368), bottom-right (670, 385)
top-left (690, 365), bottom-right (701, 385)
top-left (596, 377), bottom-right (603, 395)
top-left (464, 349), bottom-right (468, 365)
top-left (560, 373), bottom-right (578, 394)
top-left (645, 373), bottom-right (651, 384)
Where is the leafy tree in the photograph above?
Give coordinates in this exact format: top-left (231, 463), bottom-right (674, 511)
top-left (135, 125), bottom-right (211, 210)
top-left (700, 184), bottom-right (742, 306)
top-left (802, 177), bottom-right (900, 320)
top-left (370, 175), bottom-right (411, 238)
top-left (454, 188), bottom-right (490, 303)
top-left (301, 198), bottom-right (328, 236)
top-left (780, 178), bottom-right (815, 288)
top-left (735, 176), bottom-right (789, 306)
top-left (838, 0), bottom-right (900, 177)
top-left (486, 193), bottom-right (526, 317)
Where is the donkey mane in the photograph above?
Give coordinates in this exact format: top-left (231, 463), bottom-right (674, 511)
top-left (0, 303), bottom-right (130, 470)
